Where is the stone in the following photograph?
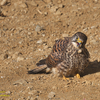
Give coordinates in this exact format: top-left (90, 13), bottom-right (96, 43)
top-left (27, 1), bottom-right (37, 6)
top-left (17, 57), bottom-right (24, 62)
top-left (14, 1), bottom-right (28, 8)
top-left (37, 39), bottom-right (42, 44)
top-left (48, 92), bottom-right (55, 99)
top-left (45, 0), bottom-right (52, 3)
top-left (0, 0), bottom-right (7, 6)
top-left (13, 79), bottom-right (27, 85)
top-left (58, 0), bottom-right (62, 4)
top-left (19, 3), bottom-right (27, 8)
top-left (12, 52), bottom-right (18, 59)
top-left (35, 25), bottom-right (42, 32)
top-left (6, 91), bottom-right (11, 95)
top-left (4, 54), bottom-right (8, 59)
top-left (28, 90), bottom-right (39, 96)
top-left (54, 10), bottom-right (62, 15)
top-left (28, 32), bottom-right (32, 35)
top-left (49, 6), bottom-right (58, 13)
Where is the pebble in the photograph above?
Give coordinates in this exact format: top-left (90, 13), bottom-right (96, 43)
top-left (91, 26), bottom-right (95, 29)
top-left (58, 0), bottom-right (62, 4)
top-left (37, 39), bottom-right (42, 44)
top-left (52, 86), bottom-right (57, 90)
top-left (14, 1), bottom-right (28, 8)
top-left (1, 76), bottom-right (5, 78)
top-left (6, 91), bottom-right (11, 95)
top-left (45, 0), bottom-right (52, 3)
top-left (48, 92), bottom-right (55, 99)
top-left (28, 32), bottom-right (32, 35)
top-left (28, 90), bottom-right (39, 96)
top-left (19, 3), bottom-right (27, 8)
top-left (35, 25), bottom-right (42, 32)
top-left (94, 0), bottom-right (98, 3)
top-left (42, 33), bottom-right (45, 37)
top-left (13, 79), bottom-right (27, 85)
top-left (49, 6), bottom-right (58, 13)
top-left (54, 10), bottom-right (62, 15)
top-left (83, 28), bottom-right (88, 32)
top-left (17, 57), bottom-right (24, 62)
top-left (0, 0), bottom-right (7, 6)
top-left (4, 54), bottom-right (8, 59)
top-left (27, 1), bottom-right (38, 6)
top-left (12, 52), bottom-right (18, 59)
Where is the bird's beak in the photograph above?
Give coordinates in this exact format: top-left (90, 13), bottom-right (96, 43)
top-left (77, 37), bottom-right (83, 44)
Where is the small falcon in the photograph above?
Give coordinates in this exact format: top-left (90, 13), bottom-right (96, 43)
top-left (28, 32), bottom-right (90, 79)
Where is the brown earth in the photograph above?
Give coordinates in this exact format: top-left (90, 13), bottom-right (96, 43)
top-left (0, 0), bottom-right (100, 100)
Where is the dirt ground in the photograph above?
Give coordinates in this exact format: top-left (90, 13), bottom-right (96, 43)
top-left (0, 0), bottom-right (100, 100)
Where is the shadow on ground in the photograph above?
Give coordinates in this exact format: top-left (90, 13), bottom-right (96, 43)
top-left (83, 60), bottom-right (100, 76)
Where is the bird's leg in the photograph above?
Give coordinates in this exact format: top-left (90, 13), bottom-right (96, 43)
top-left (63, 75), bottom-right (69, 80)
top-left (75, 73), bottom-right (80, 79)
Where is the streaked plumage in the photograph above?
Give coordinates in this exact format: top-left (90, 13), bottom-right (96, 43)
top-left (28, 32), bottom-right (90, 77)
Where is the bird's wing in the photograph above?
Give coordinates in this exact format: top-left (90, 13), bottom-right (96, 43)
top-left (46, 37), bottom-right (69, 67)
top-left (82, 47), bottom-right (90, 58)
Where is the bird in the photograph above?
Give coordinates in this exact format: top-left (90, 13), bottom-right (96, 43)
top-left (28, 32), bottom-right (90, 79)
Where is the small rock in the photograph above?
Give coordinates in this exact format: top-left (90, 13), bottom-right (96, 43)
top-left (3, 27), bottom-right (8, 31)
top-left (42, 33), bottom-right (45, 37)
top-left (13, 79), bottom-right (27, 85)
top-left (52, 86), bottom-right (57, 90)
top-left (90, 26), bottom-right (95, 29)
top-left (94, 0), bottom-right (98, 3)
top-left (83, 27), bottom-right (88, 32)
top-left (12, 52), bottom-right (18, 59)
top-left (17, 57), bottom-right (24, 62)
top-left (6, 91), bottom-right (11, 95)
top-left (1, 76), bottom-right (5, 78)
top-left (48, 92), bottom-right (55, 99)
top-left (54, 10), bottom-right (62, 15)
top-left (30, 97), bottom-right (38, 100)
top-left (20, 2), bottom-right (27, 8)
top-left (58, 0), bottom-right (62, 3)
top-left (37, 39), bottom-right (42, 44)
top-left (27, 1), bottom-right (37, 6)
top-left (58, 4), bottom-right (64, 8)
top-left (45, 0), bottom-right (52, 3)
top-left (35, 25), bottom-right (42, 32)
top-left (28, 90), bottom-right (39, 96)
top-left (4, 54), bottom-right (8, 59)
top-left (44, 12), bottom-right (48, 16)
top-left (28, 32), bottom-right (32, 35)
top-left (49, 6), bottom-right (58, 13)
top-left (14, 1), bottom-right (27, 8)
top-left (0, 0), bottom-right (7, 6)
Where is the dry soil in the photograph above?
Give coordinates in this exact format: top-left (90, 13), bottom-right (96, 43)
top-left (0, 0), bottom-right (100, 100)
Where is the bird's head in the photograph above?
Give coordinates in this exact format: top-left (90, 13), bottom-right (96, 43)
top-left (71, 32), bottom-right (87, 48)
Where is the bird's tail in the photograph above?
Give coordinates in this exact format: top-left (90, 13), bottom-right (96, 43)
top-left (36, 59), bottom-right (46, 66)
top-left (28, 65), bottom-right (48, 74)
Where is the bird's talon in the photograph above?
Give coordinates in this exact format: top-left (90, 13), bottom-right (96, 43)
top-left (63, 75), bottom-right (69, 80)
top-left (76, 74), bottom-right (80, 79)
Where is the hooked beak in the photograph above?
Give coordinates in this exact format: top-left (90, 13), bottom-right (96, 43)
top-left (77, 37), bottom-right (83, 46)
top-left (77, 37), bottom-right (83, 44)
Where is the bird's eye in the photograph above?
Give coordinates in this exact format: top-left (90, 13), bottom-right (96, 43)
top-left (76, 36), bottom-right (78, 40)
